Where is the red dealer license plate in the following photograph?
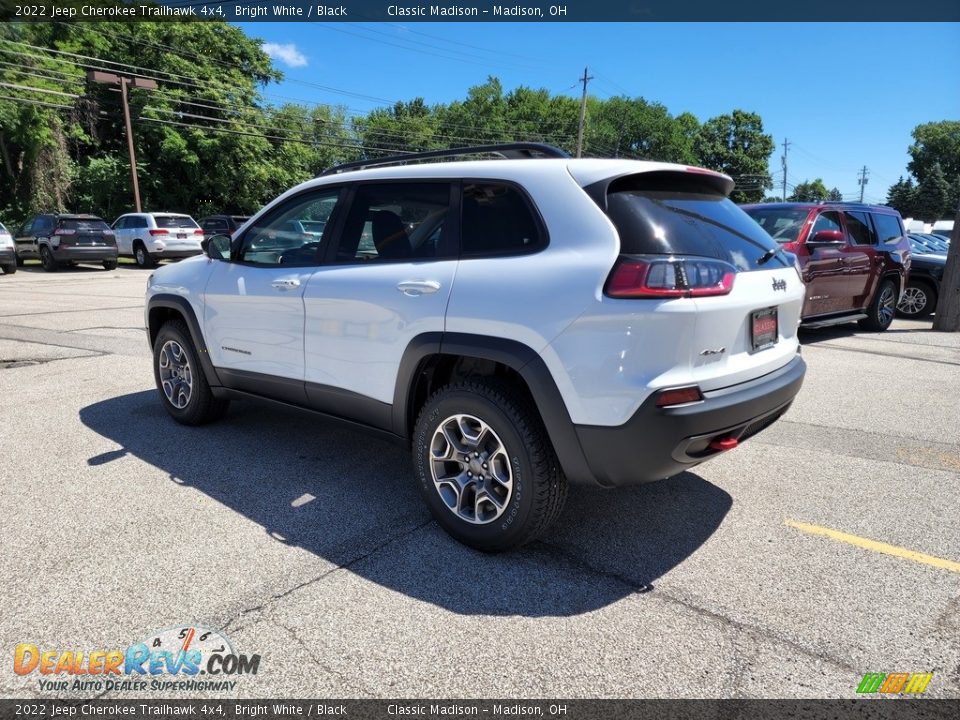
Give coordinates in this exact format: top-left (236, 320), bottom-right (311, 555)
top-left (751, 308), bottom-right (779, 351)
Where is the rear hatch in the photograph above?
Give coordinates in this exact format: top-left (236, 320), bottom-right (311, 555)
top-left (153, 215), bottom-right (203, 248)
top-left (55, 217), bottom-right (116, 248)
top-left (588, 170), bottom-right (805, 392)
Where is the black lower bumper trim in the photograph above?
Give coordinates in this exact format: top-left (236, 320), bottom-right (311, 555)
top-left (574, 355), bottom-right (806, 487)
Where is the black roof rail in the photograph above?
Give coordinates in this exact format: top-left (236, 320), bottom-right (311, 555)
top-left (319, 143), bottom-right (570, 177)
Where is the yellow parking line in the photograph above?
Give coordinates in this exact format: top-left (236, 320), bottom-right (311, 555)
top-left (785, 519), bottom-right (960, 574)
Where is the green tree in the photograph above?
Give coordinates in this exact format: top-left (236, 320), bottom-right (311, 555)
top-left (915, 162), bottom-right (951, 222)
top-left (694, 110), bottom-right (774, 203)
top-left (886, 176), bottom-right (918, 218)
top-left (827, 187), bottom-right (843, 201)
top-left (788, 179), bottom-right (830, 202)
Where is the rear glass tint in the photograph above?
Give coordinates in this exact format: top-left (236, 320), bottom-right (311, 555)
top-left (154, 215), bottom-right (200, 229)
top-left (607, 191), bottom-right (790, 271)
top-left (58, 218), bottom-right (111, 232)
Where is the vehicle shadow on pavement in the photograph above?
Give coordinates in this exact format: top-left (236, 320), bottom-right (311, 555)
top-left (80, 391), bottom-right (732, 617)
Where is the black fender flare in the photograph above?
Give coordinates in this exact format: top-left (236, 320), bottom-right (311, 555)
top-left (393, 332), bottom-right (596, 485)
top-left (146, 294), bottom-right (222, 387)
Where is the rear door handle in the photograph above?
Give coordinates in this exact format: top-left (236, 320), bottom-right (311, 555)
top-left (397, 280), bottom-right (441, 296)
top-left (271, 278), bottom-right (301, 290)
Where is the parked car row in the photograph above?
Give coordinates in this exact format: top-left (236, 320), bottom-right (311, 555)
top-left (0, 211), bottom-right (251, 273)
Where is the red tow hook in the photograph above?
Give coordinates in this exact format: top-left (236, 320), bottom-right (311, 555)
top-left (708, 436), bottom-right (739, 452)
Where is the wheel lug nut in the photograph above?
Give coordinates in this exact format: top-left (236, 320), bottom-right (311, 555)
top-left (482, 463), bottom-right (487, 469)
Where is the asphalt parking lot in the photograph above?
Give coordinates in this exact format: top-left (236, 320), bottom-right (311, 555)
top-left (1, 263), bottom-right (959, 700)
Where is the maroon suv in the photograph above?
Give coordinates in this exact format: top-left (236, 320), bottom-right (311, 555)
top-left (742, 202), bottom-right (910, 331)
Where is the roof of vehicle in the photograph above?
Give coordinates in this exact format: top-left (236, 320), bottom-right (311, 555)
top-left (117, 212), bottom-right (193, 217)
top-left (292, 158), bottom-right (733, 197)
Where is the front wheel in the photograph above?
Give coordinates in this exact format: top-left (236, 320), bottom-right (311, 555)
top-left (897, 281), bottom-right (936, 318)
top-left (412, 379), bottom-right (567, 552)
top-left (859, 279), bottom-right (897, 331)
top-left (135, 243), bottom-right (155, 268)
top-left (152, 320), bottom-right (229, 425)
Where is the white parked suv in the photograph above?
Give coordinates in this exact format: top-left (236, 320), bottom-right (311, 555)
top-left (113, 212), bottom-right (204, 268)
top-left (145, 144), bottom-right (807, 551)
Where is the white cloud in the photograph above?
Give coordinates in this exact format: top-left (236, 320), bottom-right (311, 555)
top-left (262, 42), bottom-right (308, 68)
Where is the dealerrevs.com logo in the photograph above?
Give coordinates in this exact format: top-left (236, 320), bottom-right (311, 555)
top-left (856, 672), bottom-right (933, 695)
top-left (14, 625), bottom-right (260, 693)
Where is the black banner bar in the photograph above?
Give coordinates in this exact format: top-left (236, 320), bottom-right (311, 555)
top-left (1, 699), bottom-right (958, 720)
top-left (3, 0), bottom-right (960, 22)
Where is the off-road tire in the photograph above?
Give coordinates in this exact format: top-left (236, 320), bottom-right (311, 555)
top-left (412, 378), bottom-right (567, 552)
top-left (859, 278), bottom-right (897, 331)
top-left (152, 319), bottom-right (229, 425)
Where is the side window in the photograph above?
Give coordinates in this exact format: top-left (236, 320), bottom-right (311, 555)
top-left (810, 211), bottom-right (842, 236)
top-left (33, 216), bottom-right (54, 236)
top-left (845, 211), bottom-right (878, 246)
top-left (461, 182), bottom-right (545, 256)
top-left (238, 189), bottom-right (341, 266)
top-left (113, 217), bottom-right (127, 230)
top-left (334, 183), bottom-right (452, 263)
top-left (135, 216), bottom-right (149, 229)
top-left (872, 213), bottom-right (904, 244)
top-left (19, 218), bottom-right (35, 236)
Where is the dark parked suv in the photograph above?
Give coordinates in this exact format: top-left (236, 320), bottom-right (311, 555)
top-left (742, 202), bottom-right (910, 331)
top-left (198, 215), bottom-right (249, 252)
top-left (15, 214), bottom-right (118, 272)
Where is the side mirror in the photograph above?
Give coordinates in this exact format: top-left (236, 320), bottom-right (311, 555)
top-left (205, 234), bottom-right (231, 260)
top-left (807, 229), bottom-right (845, 248)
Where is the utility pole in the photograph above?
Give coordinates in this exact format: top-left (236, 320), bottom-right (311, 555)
top-left (780, 138), bottom-right (790, 201)
top-left (575, 66), bottom-right (593, 159)
top-left (87, 71), bottom-right (157, 212)
top-left (857, 165), bottom-right (870, 203)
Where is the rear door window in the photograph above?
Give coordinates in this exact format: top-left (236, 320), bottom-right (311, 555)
top-left (844, 211), bottom-right (878, 246)
top-left (608, 190), bottom-right (790, 271)
top-left (460, 182), bottom-right (545, 257)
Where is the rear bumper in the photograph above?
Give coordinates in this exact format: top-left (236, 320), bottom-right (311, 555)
top-left (53, 245), bottom-right (118, 262)
top-left (151, 248), bottom-right (202, 260)
top-left (573, 354), bottom-right (806, 487)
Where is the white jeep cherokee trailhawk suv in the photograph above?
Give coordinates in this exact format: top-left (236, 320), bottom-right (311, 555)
top-left (145, 144), bottom-right (806, 551)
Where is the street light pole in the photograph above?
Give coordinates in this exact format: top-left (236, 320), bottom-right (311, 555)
top-left (87, 71), bottom-right (157, 213)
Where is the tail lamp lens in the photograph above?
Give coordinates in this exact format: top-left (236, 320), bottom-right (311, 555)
top-left (149, 229), bottom-right (169, 236)
top-left (606, 256), bottom-right (736, 299)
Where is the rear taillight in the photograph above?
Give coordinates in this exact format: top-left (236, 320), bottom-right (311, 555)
top-left (655, 386), bottom-right (703, 407)
top-left (605, 256), bottom-right (736, 299)
top-left (149, 229), bottom-right (169, 236)
top-left (193, 229), bottom-right (204, 235)
top-left (54, 228), bottom-right (76, 236)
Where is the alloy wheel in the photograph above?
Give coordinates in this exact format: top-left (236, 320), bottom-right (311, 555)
top-left (897, 286), bottom-right (928, 316)
top-left (429, 414), bottom-right (513, 525)
top-left (878, 285), bottom-right (896, 325)
top-left (158, 340), bottom-right (193, 409)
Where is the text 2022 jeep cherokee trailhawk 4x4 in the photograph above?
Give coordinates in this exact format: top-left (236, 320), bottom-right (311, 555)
top-left (145, 144), bottom-right (807, 551)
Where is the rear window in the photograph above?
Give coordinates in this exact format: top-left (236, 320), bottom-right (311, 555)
top-left (58, 218), bottom-right (111, 232)
top-left (231, 216), bottom-right (250, 224)
top-left (154, 215), bottom-right (199, 229)
top-left (607, 191), bottom-right (790, 271)
top-left (742, 207), bottom-right (810, 244)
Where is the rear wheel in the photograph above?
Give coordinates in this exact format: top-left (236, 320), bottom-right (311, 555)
top-left (896, 280), bottom-right (936, 318)
top-left (39, 246), bottom-right (57, 272)
top-left (859, 279), bottom-right (897, 331)
top-left (1, 263), bottom-right (15, 275)
top-left (152, 319), bottom-right (229, 425)
top-left (412, 379), bottom-right (567, 552)
top-left (102, 259), bottom-right (118, 271)
top-left (15, 254), bottom-right (24, 267)
top-left (134, 242), bottom-right (155, 268)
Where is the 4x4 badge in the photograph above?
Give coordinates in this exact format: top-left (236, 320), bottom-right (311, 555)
top-left (772, 278), bottom-right (787, 292)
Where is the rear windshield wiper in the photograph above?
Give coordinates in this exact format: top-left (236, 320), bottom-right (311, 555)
top-left (757, 246), bottom-right (784, 265)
